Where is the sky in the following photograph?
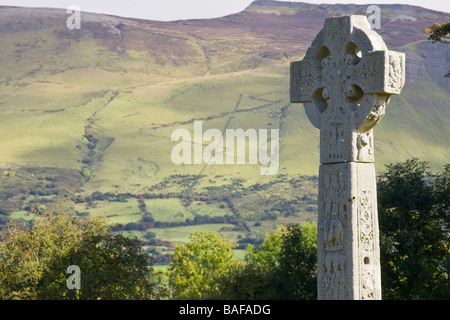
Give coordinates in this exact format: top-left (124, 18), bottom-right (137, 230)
top-left (0, 0), bottom-right (448, 21)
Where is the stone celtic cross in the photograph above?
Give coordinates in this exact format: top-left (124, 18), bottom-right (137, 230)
top-left (290, 16), bottom-right (405, 300)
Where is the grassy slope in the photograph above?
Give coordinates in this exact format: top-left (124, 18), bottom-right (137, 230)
top-left (2, 49), bottom-right (446, 189)
top-left (0, 6), bottom-right (448, 251)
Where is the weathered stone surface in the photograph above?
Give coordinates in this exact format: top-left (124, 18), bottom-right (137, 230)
top-left (290, 15), bottom-right (405, 300)
top-left (318, 162), bottom-right (381, 300)
top-left (290, 15), bottom-right (405, 165)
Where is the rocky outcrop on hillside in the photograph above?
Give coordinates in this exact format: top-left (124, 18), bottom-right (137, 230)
top-left (398, 41), bottom-right (449, 88)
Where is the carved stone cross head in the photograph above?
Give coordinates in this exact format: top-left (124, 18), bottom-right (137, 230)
top-left (290, 15), bottom-right (405, 164)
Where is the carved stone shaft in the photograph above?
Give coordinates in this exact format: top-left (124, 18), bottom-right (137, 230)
top-left (318, 162), bottom-right (380, 299)
top-left (290, 16), bottom-right (405, 300)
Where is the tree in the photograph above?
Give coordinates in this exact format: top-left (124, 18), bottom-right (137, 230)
top-left (219, 223), bottom-right (317, 300)
top-left (169, 231), bottom-right (243, 299)
top-left (0, 212), bottom-right (156, 300)
top-left (425, 22), bottom-right (450, 43)
top-left (217, 226), bottom-right (287, 300)
top-left (270, 222), bottom-right (317, 300)
top-left (377, 159), bottom-right (449, 299)
top-left (245, 225), bottom-right (286, 273)
top-left (424, 22), bottom-right (450, 77)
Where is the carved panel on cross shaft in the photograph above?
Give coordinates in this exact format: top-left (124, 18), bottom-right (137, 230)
top-left (321, 166), bottom-right (347, 252)
top-left (319, 166), bottom-right (349, 299)
top-left (358, 190), bottom-right (374, 253)
top-left (356, 131), bottom-right (374, 162)
top-left (321, 125), bottom-right (347, 163)
top-left (358, 187), bottom-right (376, 300)
top-left (387, 52), bottom-right (405, 93)
top-left (357, 57), bottom-right (380, 87)
top-left (361, 268), bottom-right (376, 300)
top-left (323, 253), bottom-right (348, 299)
top-left (297, 64), bottom-right (316, 96)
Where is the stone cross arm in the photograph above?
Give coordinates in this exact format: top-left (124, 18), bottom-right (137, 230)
top-left (291, 50), bottom-right (404, 101)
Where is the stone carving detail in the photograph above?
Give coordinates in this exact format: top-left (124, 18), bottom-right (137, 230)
top-left (361, 269), bottom-right (376, 300)
top-left (358, 59), bottom-right (379, 86)
top-left (290, 15), bottom-right (405, 300)
top-left (387, 53), bottom-right (405, 92)
top-left (366, 97), bottom-right (388, 123)
top-left (321, 125), bottom-right (346, 162)
top-left (322, 167), bottom-right (347, 253)
top-left (356, 164), bottom-right (381, 300)
top-left (297, 65), bottom-right (317, 96)
top-left (357, 94), bottom-right (390, 134)
top-left (323, 253), bottom-right (347, 299)
top-left (359, 190), bottom-right (374, 253)
top-left (357, 131), bottom-right (373, 162)
top-left (319, 165), bottom-right (349, 299)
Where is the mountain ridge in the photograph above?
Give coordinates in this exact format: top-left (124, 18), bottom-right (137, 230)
top-left (1, 3), bottom-right (448, 85)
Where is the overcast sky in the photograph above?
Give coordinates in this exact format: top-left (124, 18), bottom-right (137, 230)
top-left (0, 0), bottom-right (448, 21)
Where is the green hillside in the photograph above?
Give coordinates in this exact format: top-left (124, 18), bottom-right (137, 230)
top-left (0, 3), bottom-right (448, 261)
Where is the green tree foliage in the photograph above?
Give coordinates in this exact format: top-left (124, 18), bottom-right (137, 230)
top-left (425, 22), bottom-right (450, 43)
top-left (218, 223), bottom-right (317, 300)
top-left (217, 226), bottom-right (287, 300)
top-left (169, 232), bottom-right (244, 299)
top-left (270, 222), bottom-right (317, 299)
top-left (0, 212), bottom-right (156, 300)
top-left (377, 159), bottom-right (449, 299)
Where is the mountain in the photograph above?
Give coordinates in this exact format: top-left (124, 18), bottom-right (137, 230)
top-left (0, 1), bottom-right (448, 250)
